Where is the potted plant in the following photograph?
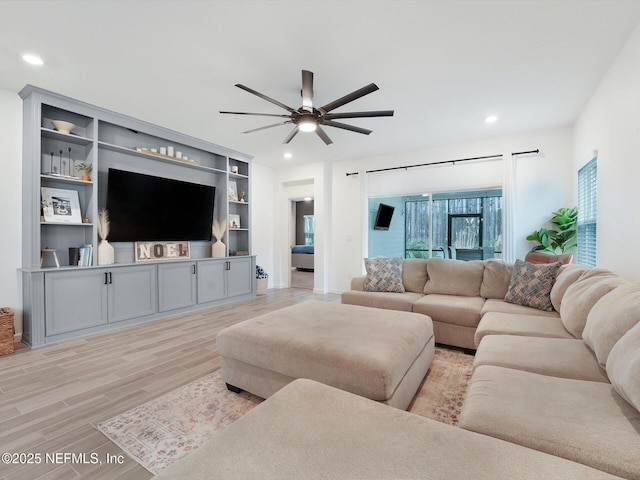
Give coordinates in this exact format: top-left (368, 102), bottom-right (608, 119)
top-left (76, 162), bottom-right (93, 181)
top-left (256, 265), bottom-right (268, 295)
top-left (526, 207), bottom-right (578, 253)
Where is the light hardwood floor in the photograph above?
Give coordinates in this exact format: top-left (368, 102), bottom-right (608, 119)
top-left (0, 289), bottom-right (340, 480)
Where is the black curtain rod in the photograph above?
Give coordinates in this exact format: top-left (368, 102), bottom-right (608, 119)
top-left (345, 149), bottom-right (539, 176)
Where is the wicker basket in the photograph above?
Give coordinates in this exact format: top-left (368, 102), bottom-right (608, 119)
top-left (0, 307), bottom-right (15, 355)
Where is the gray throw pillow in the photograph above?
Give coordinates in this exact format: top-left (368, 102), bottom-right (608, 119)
top-left (504, 259), bottom-right (561, 311)
top-left (363, 257), bottom-right (405, 293)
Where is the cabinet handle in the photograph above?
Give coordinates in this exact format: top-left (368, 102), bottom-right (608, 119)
top-left (192, 264), bottom-right (196, 274)
top-left (108, 272), bottom-right (113, 284)
top-left (226, 261), bottom-right (231, 271)
top-left (104, 272), bottom-right (109, 285)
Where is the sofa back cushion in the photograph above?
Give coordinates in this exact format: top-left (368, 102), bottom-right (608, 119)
top-left (363, 257), bottom-right (406, 293)
top-left (402, 259), bottom-right (429, 293)
top-left (606, 321), bottom-right (640, 412)
top-left (424, 258), bottom-right (484, 297)
top-left (583, 281), bottom-right (640, 368)
top-left (550, 264), bottom-right (590, 312)
top-left (480, 259), bottom-right (513, 299)
top-left (503, 260), bottom-right (560, 311)
top-left (560, 269), bottom-right (627, 339)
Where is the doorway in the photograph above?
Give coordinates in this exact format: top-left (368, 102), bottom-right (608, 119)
top-left (290, 198), bottom-right (314, 289)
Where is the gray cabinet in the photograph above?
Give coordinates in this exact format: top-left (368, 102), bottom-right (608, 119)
top-left (45, 269), bottom-right (108, 335)
top-left (44, 264), bottom-right (157, 336)
top-left (197, 260), bottom-right (226, 304)
top-left (108, 265), bottom-right (158, 322)
top-left (20, 86), bottom-right (255, 347)
top-left (158, 262), bottom-right (197, 312)
top-left (197, 257), bottom-right (255, 304)
top-left (227, 257), bottom-right (253, 298)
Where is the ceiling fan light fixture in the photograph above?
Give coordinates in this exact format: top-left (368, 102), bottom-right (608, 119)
top-left (298, 119), bottom-right (317, 132)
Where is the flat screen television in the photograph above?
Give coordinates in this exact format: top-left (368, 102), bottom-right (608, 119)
top-left (373, 203), bottom-right (395, 230)
top-left (105, 168), bottom-right (215, 242)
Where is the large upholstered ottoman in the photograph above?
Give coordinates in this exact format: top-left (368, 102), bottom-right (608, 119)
top-left (216, 301), bottom-right (434, 410)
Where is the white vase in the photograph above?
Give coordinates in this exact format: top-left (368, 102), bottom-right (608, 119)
top-left (98, 239), bottom-right (115, 265)
top-left (212, 240), bottom-right (226, 258)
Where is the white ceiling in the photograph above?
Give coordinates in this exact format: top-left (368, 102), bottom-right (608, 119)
top-left (2, 0), bottom-right (639, 169)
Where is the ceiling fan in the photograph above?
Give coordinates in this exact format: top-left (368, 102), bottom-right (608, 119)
top-left (220, 70), bottom-right (394, 145)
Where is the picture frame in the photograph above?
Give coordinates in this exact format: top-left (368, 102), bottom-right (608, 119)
top-left (228, 214), bottom-right (241, 229)
top-left (41, 187), bottom-right (82, 223)
top-left (228, 181), bottom-right (238, 202)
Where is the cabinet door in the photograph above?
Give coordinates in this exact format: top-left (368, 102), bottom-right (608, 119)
top-left (227, 257), bottom-right (253, 298)
top-left (158, 262), bottom-right (197, 312)
top-left (197, 260), bottom-right (226, 304)
top-left (108, 265), bottom-right (158, 323)
top-left (45, 269), bottom-right (108, 336)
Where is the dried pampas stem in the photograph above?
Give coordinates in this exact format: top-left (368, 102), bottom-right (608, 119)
top-left (97, 209), bottom-right (110, 241)
top-left (212, 219), bottom-right (226, 242)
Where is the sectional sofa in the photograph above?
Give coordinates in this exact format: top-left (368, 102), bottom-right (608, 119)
top-left (155, 257), bottom-right (640, 479)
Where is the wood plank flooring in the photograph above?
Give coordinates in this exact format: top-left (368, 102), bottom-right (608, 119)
top-left (0, 289), bottom-right (339, 480)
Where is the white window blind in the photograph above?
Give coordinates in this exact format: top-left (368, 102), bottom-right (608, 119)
top-left (577, 157), bottom-right (597, 267)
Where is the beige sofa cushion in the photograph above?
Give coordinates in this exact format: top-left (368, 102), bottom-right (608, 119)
top-left (424, 258), bottom-right (484, 297)
top-left (342, 290), bottom-right (424, 312)
top-left (481, 298), bottom-right (560, 318)
top-left (583, 281), bottom-right (640, 368)
top-left (461, 365), bottom-right (640, 479)
top-left (401, 259), bottom-right (429, 293)
top-left (413, 294), bottom-right (485, 328)
top-left (475, 312), bottom-right (572, 347)
top-left (474, 335), bottom-right (608, 382)
top-left (504, 259), bottom-right (560, 311)
top-left (153, 379), bottom-right (623, 480)
top-left (364, 257), bottom-right (405, 292)
top-left (480, 259), bottom-right (513, 299)
top-left (560, 268), bottom-right (627, 338)
top-left (550, 264), bottom-right (589, 312)
top-left (607, 321), bottom-right (640, 413)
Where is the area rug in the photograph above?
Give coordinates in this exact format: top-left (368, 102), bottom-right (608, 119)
top-left (98, 346), bottom-right (474, 474)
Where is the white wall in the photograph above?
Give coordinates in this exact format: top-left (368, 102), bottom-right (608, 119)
top-left (327, 127), bottom-right (574, 292)
top-left (0, 88), bottom-right (23, 339)
top-left (573, 22), bottom-right (640, 281)
top-left (250, 162), bottom-right (275, 288)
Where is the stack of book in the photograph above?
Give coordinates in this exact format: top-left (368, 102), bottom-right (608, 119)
top-left (78, 244), bottom-right (93, 266)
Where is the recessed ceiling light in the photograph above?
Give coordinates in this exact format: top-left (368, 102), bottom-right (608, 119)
top-left (284, 152), bottom-right (293, 159)
top-left (22, 54), bottom-right (44, 66)
top-left (304, 197), bottom-right (312, 202)
top-left (485, 115), bottom-right (498, 124)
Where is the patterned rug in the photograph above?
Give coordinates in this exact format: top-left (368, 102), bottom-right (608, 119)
top-left (98, 346), bottom-right (474, 474)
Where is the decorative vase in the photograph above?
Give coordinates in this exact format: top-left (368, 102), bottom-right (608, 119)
top-left (81, 174), bottom-right (91, 181)
top-left (212, 240), bottom-right (226, 258)
top-left (98, 239), bottom-right (115, 265)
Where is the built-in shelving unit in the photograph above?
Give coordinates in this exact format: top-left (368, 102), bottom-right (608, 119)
top-left (20, 85), bottom-right (255, 347)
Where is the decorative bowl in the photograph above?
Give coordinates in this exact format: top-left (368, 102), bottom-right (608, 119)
top-left (51, 120), bottom-right (76, 134)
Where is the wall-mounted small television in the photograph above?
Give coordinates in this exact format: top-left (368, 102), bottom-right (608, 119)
top-left (105, 168), bottom-right (215, 242)
top-left (373, 203), bottom-right (395, 230)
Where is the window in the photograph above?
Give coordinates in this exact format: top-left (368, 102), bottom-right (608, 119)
top-left (577, 157), bottom-right (597, 267)
top-left (404, 190), bottom-right (502, 260)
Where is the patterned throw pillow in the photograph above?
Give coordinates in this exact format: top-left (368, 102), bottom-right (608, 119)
top-left (363, 257), bottom-right (405, 293)
top-left (504, 259), bottom-right (561, 311)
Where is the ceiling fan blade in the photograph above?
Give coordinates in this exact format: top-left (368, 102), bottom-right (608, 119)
top-left (324, 110), bottom-right (394, 120)
top-left (322, 120), bottom-right (372, 135)
top-left (235, 84), bottom-right (297, 113)
top-left (315, 125), bottom-right (333, 145)
top-left (301, 70), bottom-right (314, 111)
top-left (220, 111), bottom-right (291, 118)
top-left (283, 126), bottom-right (299, 144)
top-left (242, 121), bottom-right (291, 134)
top-left (319, 83), bottom-right (379, 114)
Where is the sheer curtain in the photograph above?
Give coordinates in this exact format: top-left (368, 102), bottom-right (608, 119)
top-left (501, 153), bottom-right (516, 263)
